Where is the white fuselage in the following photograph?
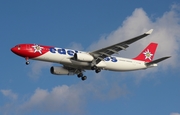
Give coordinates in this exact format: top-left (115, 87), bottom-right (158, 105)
top-left (32, 48), bottom-right (156, 72)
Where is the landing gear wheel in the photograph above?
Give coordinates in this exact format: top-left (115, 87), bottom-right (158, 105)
top-left (81, 76), bottom-right (87, 81)
top-left (91, 65), bottom-right (97, 70)
top-left (95, 68), bottom-right (101, 73)
top-left (77, 73), bottom-right (83, 78)
top-left (25, 57), bottom-right (29, 65)
top-left (26, 61), bottom-right (30, 65)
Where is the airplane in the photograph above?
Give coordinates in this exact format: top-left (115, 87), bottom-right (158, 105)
top-left (11, 29), bottom-right (170, 81)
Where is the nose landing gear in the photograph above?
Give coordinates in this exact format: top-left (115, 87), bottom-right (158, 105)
top-left (26, 61), bottom-right (30, 65)
top-left (25, 57), bottom-right (30, 65)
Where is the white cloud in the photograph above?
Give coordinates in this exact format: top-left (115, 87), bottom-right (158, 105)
top-left (1, 89), bottom-right (18, 101)
top-left (88, 6), bottom-right (180, 70)
top-left (28, 61), bottom-right (53, 80)
top-left (0, 89), bottom-right (18, 115)
top-left (19, 85), bottom-right (85, 114)
top-left (0, 75), bottom-right (128, 114)
top-left (17, 77), bottom-right (127, 114)
top-left (170, 112), bottom-right (180, 115)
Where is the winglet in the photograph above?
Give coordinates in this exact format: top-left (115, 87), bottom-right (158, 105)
top-left (145, 29), bottom-right (153, 35)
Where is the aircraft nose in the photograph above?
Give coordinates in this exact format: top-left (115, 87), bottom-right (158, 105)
top-left (11, 47), bottom-right (16, 53)
top-left (11, 46), bottom-right (20, 54)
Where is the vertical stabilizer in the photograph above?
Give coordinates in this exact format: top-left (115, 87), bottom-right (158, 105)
top-left (133, 43), bottom-right (158, 62)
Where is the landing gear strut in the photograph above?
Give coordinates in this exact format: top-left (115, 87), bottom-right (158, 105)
top-left (91, 65), bottom-right (97, 70)
top-left (25, 57), bottom-right (30, 65)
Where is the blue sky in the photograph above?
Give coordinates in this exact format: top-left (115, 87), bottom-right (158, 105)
top-left (1, 0), bottom-right (180, 115)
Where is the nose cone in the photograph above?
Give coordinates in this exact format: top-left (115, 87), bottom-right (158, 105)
top-left (11, 47), bottom-right (16, 53)
top-left (11, 45), bottom-right (21, 56)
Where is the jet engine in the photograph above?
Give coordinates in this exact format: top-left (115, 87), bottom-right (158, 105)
top-left (50, 66), bottom-right (74, 75)
top-left (74, 53), bottom-right (94, 62)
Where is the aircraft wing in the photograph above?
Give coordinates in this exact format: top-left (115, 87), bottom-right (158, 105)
top-left (89, 29), bottom-right (153, 64)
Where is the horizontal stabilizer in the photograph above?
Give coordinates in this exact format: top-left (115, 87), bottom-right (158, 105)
top-left (145, 56), bottom-right (171, 66)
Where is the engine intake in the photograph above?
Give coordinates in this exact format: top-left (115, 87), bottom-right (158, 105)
top-left (74, 53), bottom-right (94, 62)
top-left (50, 66), bottom-right (74, 75)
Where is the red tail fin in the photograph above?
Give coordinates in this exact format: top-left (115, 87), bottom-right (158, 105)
top-left (133, 43), bottom-right (158, 62)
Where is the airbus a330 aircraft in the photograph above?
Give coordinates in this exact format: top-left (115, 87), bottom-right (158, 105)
top-left (11, 29), bottom-right (170, 80)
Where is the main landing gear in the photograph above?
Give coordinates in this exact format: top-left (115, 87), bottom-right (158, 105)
top-left (77, 65), bottom-right (101, 81)
top-left (91, 65), bottom-right (101, 73)
top-left (77, 73), bottom-right (87, 81)
top-left (25, 57), bottom-right (30, 65)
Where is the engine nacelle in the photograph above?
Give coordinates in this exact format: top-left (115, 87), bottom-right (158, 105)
top-left (74, 53), bottom-right (94, 62)
top-left (50, 66), bottom-right (74, 75)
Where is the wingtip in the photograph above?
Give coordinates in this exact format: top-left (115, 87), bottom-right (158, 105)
top-left (166, 56), bottom-right (171, 58)
top-left (162, 56), bottom-right (171, 60)
top-left (145, 29), bottom-right (153, 35)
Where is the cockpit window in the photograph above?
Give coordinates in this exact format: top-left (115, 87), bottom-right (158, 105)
top-left (15, 45), bottom-right (21, 50)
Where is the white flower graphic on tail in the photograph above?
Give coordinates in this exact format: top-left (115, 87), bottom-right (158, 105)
top-left (32, 44), bottom-right (43, 54)
top-left (143, 49), bottom-right (153, 60)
